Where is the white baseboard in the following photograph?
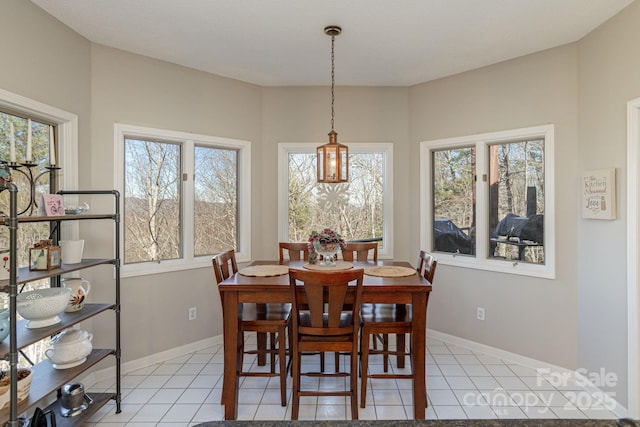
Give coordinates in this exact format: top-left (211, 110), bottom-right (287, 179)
top-left (428, 329), bottom-right (628, 418)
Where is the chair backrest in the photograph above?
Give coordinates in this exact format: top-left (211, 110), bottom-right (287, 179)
top-left (288, 268), bottom-right (364, 338)
top-left (341, 242), bottom-right (378, 262)
top-left (211, 249), bottom-right (239, 285)
top-left (279, 242), bottom-right (310, 263)
top-left (417, 250), bottom-right (437, 283)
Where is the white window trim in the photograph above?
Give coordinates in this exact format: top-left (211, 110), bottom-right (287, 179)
top-left (114, 123), bottom-right (251, 278)
top-left (277, 142), bottom-right (394, 259)
top-left (0, 88), bottom-right (79, 239)
top-left (420, 124), bottom-right (555, 279)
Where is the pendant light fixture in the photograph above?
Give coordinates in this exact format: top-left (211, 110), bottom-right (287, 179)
top-left (317, 25), bottom-right (348, 183)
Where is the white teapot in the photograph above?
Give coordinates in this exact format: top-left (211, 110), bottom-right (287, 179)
top-left (45, 327), bottom-right (93, 369)
top-left (61, 277), bottom-right (91, 312)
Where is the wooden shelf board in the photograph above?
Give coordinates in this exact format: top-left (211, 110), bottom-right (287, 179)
top-left (0, 259), bottom-right (115, 290)
top-left (17, 214), bottom-right (116, 223)
top-left (0, 304), bottom-right (114, 359)
top-left (44, 392), bottom-right (115, 427)
top-left (0, 349), bottom-right (114, 423)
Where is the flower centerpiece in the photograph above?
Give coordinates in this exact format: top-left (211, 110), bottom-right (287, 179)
top-left (307, 228), bottom-right (346, 265)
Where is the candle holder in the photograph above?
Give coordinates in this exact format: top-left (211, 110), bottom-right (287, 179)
top-left (5, 162), bottom-right (60, 216)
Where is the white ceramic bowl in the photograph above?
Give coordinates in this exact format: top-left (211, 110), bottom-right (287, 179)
top-left (17, 287), bottom-right (71, 329)
top-left (45, 327), bottom-right (93, 369)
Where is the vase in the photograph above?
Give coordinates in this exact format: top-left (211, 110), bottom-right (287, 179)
top-left (314, 241), bottom-right (339, 266)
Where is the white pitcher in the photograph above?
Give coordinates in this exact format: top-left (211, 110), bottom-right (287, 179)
top-left (61, 278), bottom-right (91, 312)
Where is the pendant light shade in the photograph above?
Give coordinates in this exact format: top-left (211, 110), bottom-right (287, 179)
top-left (317, 26), bottom-right (348, 183)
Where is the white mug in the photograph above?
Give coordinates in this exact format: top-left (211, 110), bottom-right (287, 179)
top-left (60, 240), bottom-right (85, 264)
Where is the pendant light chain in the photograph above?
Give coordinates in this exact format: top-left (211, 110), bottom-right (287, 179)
top-left (317, 25), bottom-right (347, 183)
top-left (330, 33), bottom-right (335, 133)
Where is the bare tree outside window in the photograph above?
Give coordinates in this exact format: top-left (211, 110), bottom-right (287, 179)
top-left (124, 138), bottom-right (181, 264)
top-left (489, 139), bottom-right (545, 263)
top-left (194, 145), bottom-right (238, 255)
top-left (432, 147), bottom-right (476, 256)
top-left (118, 125), bottom-right (249, 273)
top-left (287, 152), bottom-right (384, 246)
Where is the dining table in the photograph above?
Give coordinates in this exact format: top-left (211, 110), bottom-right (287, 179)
top-left (217, 259), bottom-right (433, 420)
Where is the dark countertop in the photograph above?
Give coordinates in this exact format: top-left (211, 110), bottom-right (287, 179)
top-left (195, 419), bottom-right (629, 427)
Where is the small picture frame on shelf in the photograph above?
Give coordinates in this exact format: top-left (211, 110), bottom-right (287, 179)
top-left (37, 194), bottom-right (65, 216)
top-left (29, 240), bottom-right (62, 271)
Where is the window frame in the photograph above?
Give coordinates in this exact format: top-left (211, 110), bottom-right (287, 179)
top-left (0, 89), bottom-right (79, 277)
top-left (0, 88), bottom-right (78, 200)
top-left (420, 124), bottom-right (555, 279)
top-left (277, 142), bottom-right (394, 259)
top-left (114, 123), bottom-right (251, 278)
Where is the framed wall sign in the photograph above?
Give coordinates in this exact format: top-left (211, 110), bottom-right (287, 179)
top-left (582, 168), bottom-right (616, 220)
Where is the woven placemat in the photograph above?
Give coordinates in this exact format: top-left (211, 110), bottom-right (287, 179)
top-left (364, 266), bottom-right (416, 278)
top-left (303, 261), bottom-right (354, 271)
top-left (239, 265), bottom-right (289, 277)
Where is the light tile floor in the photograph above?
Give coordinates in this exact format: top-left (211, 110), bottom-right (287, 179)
top-left (86, 336), bottom-right (619, 425)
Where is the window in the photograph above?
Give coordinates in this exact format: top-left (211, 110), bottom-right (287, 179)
top-left (1, 112), bottom-right (54, 214)
top-left (421, 125), bottom-right (554, 278)
top-left (115, 124), bottom-right (250, 277)
top-left (278, 143), bottom-right (393, 258)
top-left (0, 88), bottom-right (78, 366)
top-left (0, 91), bottom-right (78, 272)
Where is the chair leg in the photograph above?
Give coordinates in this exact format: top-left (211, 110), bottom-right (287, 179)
top-left (270, 332), bottom-right (277, 374)
top-left (291, 347), bottom-right (301, 420)
top-left (257, 331), bottom-right (267, 366)
top-left (396, 333), bottom-right (406, 369)
top-left (278, 327), bottom-right (287, 406)
top-left (288, 319), bottom-right (294, 377)
top-left (383, 334), bottom-right (389, 372)
top-left (350, 344), bottom-right (359, 420)
top-left (360, 328), bottom-right (370, 408)
top-left (335, 352), bottom-right (340, 372)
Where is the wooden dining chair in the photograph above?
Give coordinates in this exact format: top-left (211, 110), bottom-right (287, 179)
top-left (359, 250), bottom-right (437, 408)
top-left (279, 242), bottom-right (310, 263)
top-left (341, 241), bottom-right (378, 262)
top-left (212, 249), bottom-right (290, 406)
top-left (288, 268), bottom-right (364, 420)
top-left (319, 240), bottom-right (379, 372)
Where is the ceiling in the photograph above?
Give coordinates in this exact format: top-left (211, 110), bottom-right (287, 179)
top-left (31, 0), bottom-right (634, 87)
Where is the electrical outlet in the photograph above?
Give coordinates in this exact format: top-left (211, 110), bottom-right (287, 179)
top-left (476, 307), bottom-right (485, 321)
top-left (188, 307), bottom-right (197, 320)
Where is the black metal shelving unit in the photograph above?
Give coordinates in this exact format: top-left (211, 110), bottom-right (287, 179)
top-left (0, 188), bottom-right (121, 426)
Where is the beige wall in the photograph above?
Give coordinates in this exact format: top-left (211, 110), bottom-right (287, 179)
top-left (0, 0), bottom-right (91, 178)
top-left (3, 0), bottom-right (640, 408)
top-left (409, 44), bottom-right (580, 369)
top-left (577, 0), bottom-right (640, 406)
top-left (87, 44), bottom-right (263, 359)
